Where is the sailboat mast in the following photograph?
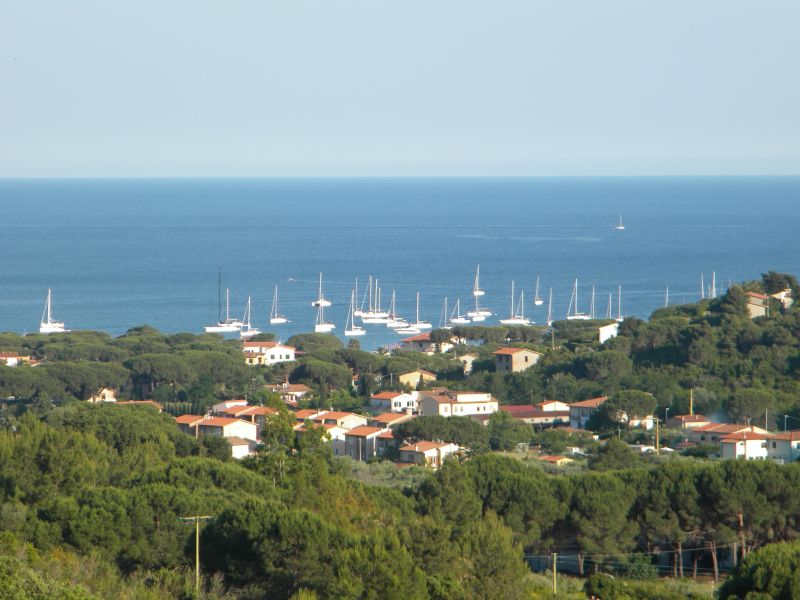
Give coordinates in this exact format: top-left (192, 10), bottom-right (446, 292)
top-left (700, 274), bottom-right (705, 300)
top-left (547, 288), bottom-right (553, 325)
top-left (617, 285), bottom-right (622, 320)
top-left (590, 285), bottom-right (595, 319)
top-left (226, 289), bottom-right (230, 321)
top-left (218, 271), bottom-right (222, 322)
top-left (665, 286), bottom-right (669, 307)
top-left (510, 281), bottom-right (515, 318)
top-left (606, 292), bottom-right (612, 320)
top-left (47, 289), bottom-right (52, 323)
top-left (416, 292), bottom-right (420, 323)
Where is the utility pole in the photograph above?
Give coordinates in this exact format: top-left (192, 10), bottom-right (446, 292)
top-left (179, 515), bottom-right (212, 597)
top-left (552, 552), bottom-right (558, 594)
top-left (655, 418), bottom-right (660, 454)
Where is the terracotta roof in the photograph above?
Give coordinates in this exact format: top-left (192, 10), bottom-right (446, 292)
top-left (371, 391), bottom-right (403, 400)
top-left (371, 413), bottom-right (415, 424)
top-left (538, 455), bottom-right (569, 463)
top-left (222, 405), bottom-right (252, 416)
top-left (176, 414), bottom-right (205, 424)
top-left (493, 347), bottom-right (541, 355)
top-left (569, 396), bottom-right (609, 409)
top-left (399, 441), bottom-right (452, 452)
top-left (313, 411), bottom-right (360, 421)
top-left (200, 417), bottom-right (249, 427)
top-left (401, 333), bottom-right (431, 343)
top-left (345, 426), bottom-right (385, 437)
top-left (294, 409), bottom-right (325, 419)
top-left (771, 430), bottom-right (800, 441)
top-left (0, 352), bottom-right (21, 358)
top-left (720, 431), bottom-right (771, 442)
top-left (225, 436), bottom-right (252, 446)
top-left (377, 430), bottom-right (395, 439)
top-left (745, 291), bottom-right (768, 300)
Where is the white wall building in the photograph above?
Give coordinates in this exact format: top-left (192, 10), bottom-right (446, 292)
top-left (418, 390), bottom-right (498, 418)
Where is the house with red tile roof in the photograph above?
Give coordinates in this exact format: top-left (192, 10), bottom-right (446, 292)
top-left (344, 426), bottom-right (389, 461)
top-left (312, 411), bottom-right (368, 430)
top-left (368, 412), bottom-right (416, 428)
top-left (568, 397), bottom-right (609, 429)
top-left (500, 402), bottom-right (569, 427)
top-left (398, 441), bottom-right (459, 468)
top-left (745, 291), bottom-right (769, 319)
top-left (719, 430), bottom-right (771, 460)
top-left (493, 347), bottom-right (542, 373)
top-left (266, 381), bottom-right (313, 403)
top-left (369, 390), bottom-right (419, 412)
top-left (666, 414), bottom-right (713, 430)
top-left (242, 342), bottom-right (297, 366)
top-left (397, 332), bottom-right (453, 355)
top-left (418, 390), bottom-right (498, 418)
top-left (687, 423), bottom-right (769, 445)
top-left (198, 417), bottom-right (258, 441)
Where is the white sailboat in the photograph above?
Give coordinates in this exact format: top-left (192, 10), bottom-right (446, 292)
top-left (472, 264), bottom-right (485, 297)
top-left (534, 275), bottom-right (544, 306)
top-left (499, 281), bottom-right (530, 325)
top-left (467, 264), bottom-right (492, 321)
top-left (439, 297), bottom-right (453, 330)
top-left (386, 290), bottom-right (409, 329)
top-left (614, 215), bottom-right (625, 230)
top-left (615, 284), bottom-right (624, 322)
top-left (311, 273), bottom-right (332, 307)
top-left (39, 289), bottom-right (67, 334)
top-left (664, 286), bottom-right (670, 308)
top-left (606, 292), bottom-right (613, 320)
top-left (361, 277), bottom-right (390, 323)
top-left (269, 286), bottom-right (289, 324)
top-left (566, 279), bottom-right (591, 320)
top-left (205, 286), bottom-right (243, 333)
top-left (344, 290), bottom-right (366, 337)
top-left (590, 285), bottom-right (596, 319)
top-left (353, 277), bottom-right (365, 317)
top-left (314, 304), bottom-right (335, 333)
top-left (409, 292), bottom-right (432, 330)
top-left (449, 298), bottom-right (471, 325)
top-left (239, 296), bottom-right (262, 339)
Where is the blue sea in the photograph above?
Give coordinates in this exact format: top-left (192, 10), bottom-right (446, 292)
top-left (1, 177), bottom-right (798, 349)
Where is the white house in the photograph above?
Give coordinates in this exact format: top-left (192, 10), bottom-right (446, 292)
top-left (687, 423), bottom-right (769, 445)
top-left (312, 411), bottom-right (368, 430)
top-left (599, 323), bottom-right (620, 344)
top-left (197, 417), bottom-right (259, 442)
top-left (398, 441), bottom-right (460, 468)
top-left (768, 431), bottom-right (800, 463)
top-left (88, 387), bottom-right (118, 403)
top-left (227, 436), bottom-right (257, 459)
top-left (719, 431), bottom-right (770, 460)
top-left (266, 382), bottom-right (313, 403)
top-left (242, 342), bottom-right (297, 366)
top-left (369, 391), bottom-right (419, 412)
top-left (418, 390), bottom-right (498, 418)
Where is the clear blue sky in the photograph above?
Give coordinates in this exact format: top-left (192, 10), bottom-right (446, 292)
top-left (2, 1), bottom-right (799, 177)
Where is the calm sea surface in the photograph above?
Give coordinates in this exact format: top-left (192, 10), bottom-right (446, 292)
top-left (1, 177), bottom-right (798, 349)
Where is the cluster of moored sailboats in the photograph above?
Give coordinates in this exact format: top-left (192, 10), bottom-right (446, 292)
top-left (208, 267), bottom-right (628, 339)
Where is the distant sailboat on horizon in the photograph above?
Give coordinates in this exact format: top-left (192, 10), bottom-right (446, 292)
top-left (239, 296), bottom-right (262, 339)
top-left (566, 279), bottom-right (591, 320)
top-left (344, 290), bottom-right (366, 337)
top-left (39, 289), bottom-right (67, 334)
top-left (205, 273), bottom-right (243, 332)
top-left (614, 215), bottom-right (625, 230)
top-left (269, 285), bottom-right (289, 325)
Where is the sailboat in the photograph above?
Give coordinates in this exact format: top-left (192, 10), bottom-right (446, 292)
top-left (314, 304), bottom-right (335, 333)
top-left (344, 290), bottom-right (366, 337)
top-left (546, 288), bottom-right (554, 327)
top-left (361, 277), bottom-right (390, 323)
top-left (533, 275), bottom-right (544, 306)
top-left (353, 277), bottom-right (365, 317)
top-left (566, 279), bottom-right (591, 320)
top-left (269, 285), bottom-right (289, 324)
top-left (239, 296), bottom-right (262, 339)
top-left (401, 292), bottom-right (431, 332)
top-left (311, 273), bottom-right (332, 307)
top-left (614, 215), bottom-right (625, 230)
top-left (449, 298), bottom-right (471, 325)
top-left (39, 289), bottom-right (67, 333)
top-left (615, 284), bottom-right (624, 322)
top-left (499, 281), bottom-right (529, 325)
top-left (386, 290), bottom-right (409, 329)
top-left (467, 264), bottom-right (492, 321)
top-left (472, 264), bottom-right (485, 297)
top-left (439, 297), bottom-right (453, 330)
top-left (589, 285), bottom-right (596, 319)
top-left (664, 286), bottom-right (670, 308)
top-left (205, 284), bottom-right (243, 332)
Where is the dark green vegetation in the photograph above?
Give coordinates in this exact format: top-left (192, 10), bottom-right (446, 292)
top-left (0, 404), bottom-right (532, 599)
top-left (1, 271), bottom-right (799, 598)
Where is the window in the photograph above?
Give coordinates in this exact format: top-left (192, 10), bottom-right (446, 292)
top-left (773, 442), bottom-right (777, 448)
